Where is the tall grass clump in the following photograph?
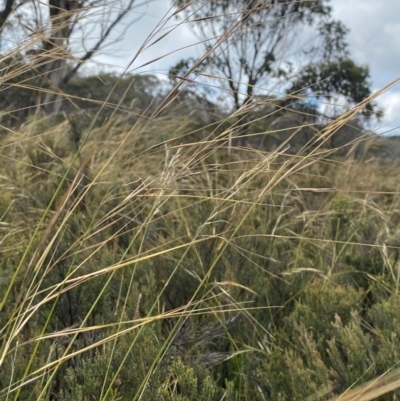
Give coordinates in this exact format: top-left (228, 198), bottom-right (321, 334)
top-left (1, 2), bottom-right (400, 401)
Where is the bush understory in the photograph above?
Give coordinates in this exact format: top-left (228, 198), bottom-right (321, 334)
top-left (2, 99), bottom-right (400, 400)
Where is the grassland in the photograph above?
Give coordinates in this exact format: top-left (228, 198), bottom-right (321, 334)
top-left (2, 8), bottom-right (400, 401)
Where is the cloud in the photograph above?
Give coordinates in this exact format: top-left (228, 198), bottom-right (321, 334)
top-left (332, 1), bottom-right (400, 87)
top-left (373, 91), bottom-right (400, 136)
top-left (331, 0), bottom-right (400, 134)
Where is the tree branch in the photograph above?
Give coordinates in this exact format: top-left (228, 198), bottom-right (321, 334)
top-left (62, 0), bottom-right (143, 84)
top-left (0, 0), bottom-right (15, 34)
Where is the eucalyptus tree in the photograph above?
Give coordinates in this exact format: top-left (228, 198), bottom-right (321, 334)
top-left (0, 0), bottom-right (151, 113)
top-left (172, 0), bottom-right (375, 144)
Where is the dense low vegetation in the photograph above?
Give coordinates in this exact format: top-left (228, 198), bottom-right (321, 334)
top-left (2, 80), bottom-right (400, 400)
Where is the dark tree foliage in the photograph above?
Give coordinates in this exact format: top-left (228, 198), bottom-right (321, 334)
top-left (289, 58), bottom-right (376, 117)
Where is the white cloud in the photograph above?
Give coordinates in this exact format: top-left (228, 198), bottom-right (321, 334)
top-left (332, 1), bottom-right (400, 86)
top-left (331, 1), bottom-right (400, 134)
top-left (373, 91), bottom-right (400, 136)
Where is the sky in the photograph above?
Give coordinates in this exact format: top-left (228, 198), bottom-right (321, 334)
top-left (94, 1), bottom-right (400, 136)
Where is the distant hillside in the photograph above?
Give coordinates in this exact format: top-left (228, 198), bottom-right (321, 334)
top-left (0, 66), bottom-right (397, 162)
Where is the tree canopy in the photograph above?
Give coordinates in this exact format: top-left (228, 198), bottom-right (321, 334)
top-left (0, 0), bottom-right (148, 113)
top-left (171, 0), bottom-right (377, 140)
